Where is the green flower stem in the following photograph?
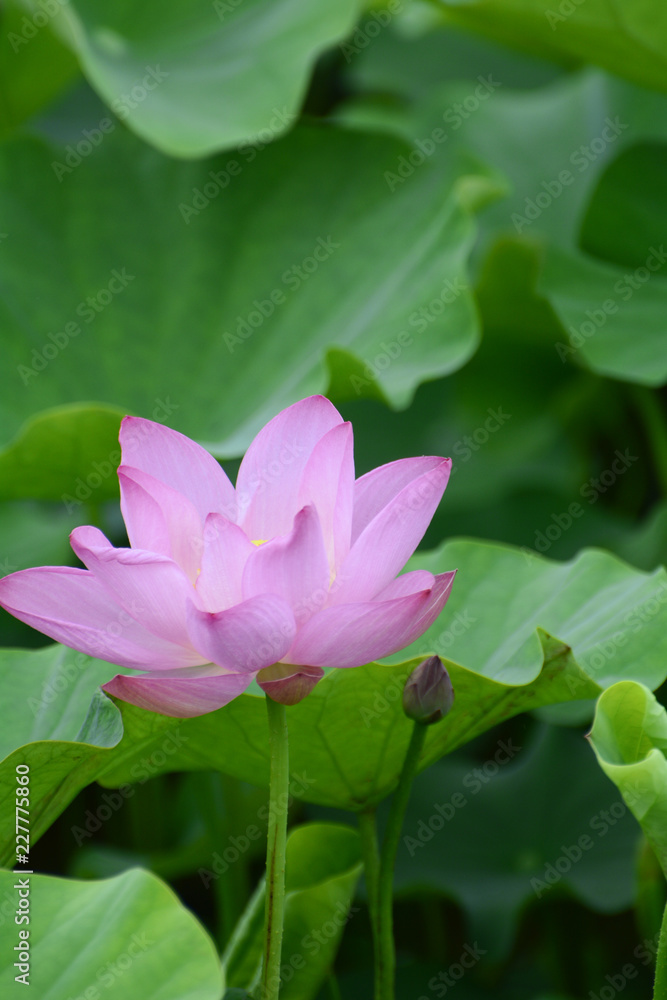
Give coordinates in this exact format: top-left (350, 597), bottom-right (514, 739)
top-left (377, 721), bottom-right (428, 1000)
top-left (632, 386), bottom-right (667, 497)
top-left (260, 696), bottom-right (290, 1000)
top-left (359, 809), bottom-right (381, 929)
top-left (358, 808), bottom-right (381, 999)
top-left (653, 898), bottom-right (667, 1000)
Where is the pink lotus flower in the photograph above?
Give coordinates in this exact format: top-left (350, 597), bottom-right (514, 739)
top-left (0, 397), bottom-right (455, 717)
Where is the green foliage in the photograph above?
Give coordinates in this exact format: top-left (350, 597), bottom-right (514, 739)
top-left (2, 540), bottom-right (666, 863)
top-left (436, 0), bottom-right (667, 93)
top-left (223, 822), bottom-right (362, 998)
top-left (0, 126), bottom-right (486, 496)
top-left (590, 681), bottom-right (667, 877)
top-left (0, 867), bottom-right (223, 999)
top-left (51, 0), bottom-right (363, 156)
top-left (394, 725), bottom-right (640, 961)
top-left (0, 4), bottom-right (79, 136)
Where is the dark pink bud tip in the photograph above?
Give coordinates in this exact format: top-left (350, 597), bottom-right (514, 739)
top-left (257, 663), bottom-right (325, 705)
top-left (402, 655), bottom-right (454, 726)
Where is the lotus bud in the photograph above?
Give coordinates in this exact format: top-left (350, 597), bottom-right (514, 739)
top-left (402, 655), bottom-right (454, 725)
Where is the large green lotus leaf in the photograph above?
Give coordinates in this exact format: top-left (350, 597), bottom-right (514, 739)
top-left (337, 338), bottom-right (646, 564)
top-left (611, 502), bottom-right (667, 573)
top-left (0, 867), bottom-right (223, 999)
top-left (0, 3), bottom-right (79, 137)
top-left (435, 0), bottom-right (667, 94)
top-left (390, 540), bottom-right (667, 689)
top-left (0, 125), bottom-right (485, 498)
top-left (579, 143), bottom-right (667, 269)
top-left (340, 69), bottom-right (667, 389)
top-left (0, 403), bottom-right (125, 502)
top-left (589, 681), bottom-right (667, 877)
top-left (342, 71), bottom-right (667, 250)
top-left (339, 273), bottom-right (584, 543)
top-left (538, 140), bottom-right (667, 387)
top-left (3, 540), bottom-right (667, 862)
top-left (362, 67), bottom-right (667, 389)
top-left (393, 724), bottom-right (639, 962)
top-left (0, 502), bottom-right (84, 579)
top-left (539, 245), bottom-right (667, 387)
top-left (0, 498), bottom-right (86, 646)
top-left (468, 236), bottom-right (650, 556)
top-left (48, 0), bottom-right (361, 156)
top-left (0, 647), bottom-right (125, 865)
top-left (337, 152), bottom-right (651, 558)
top-left (96, 637), bottom-right (599, 810)
top-left (223, 822), bottom-right (361, 997)
top-left (345, 16), bottom-right (562, 103)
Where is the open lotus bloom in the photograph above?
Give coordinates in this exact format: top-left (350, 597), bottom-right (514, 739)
top-left (0, 396), bottom-right (455, 717)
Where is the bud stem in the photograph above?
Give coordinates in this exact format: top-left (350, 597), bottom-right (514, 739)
top-left (376, 721), bottom-right (428, 1000)
top-left (359, 808), bottom-right (380, 951)
top-left (260, 695), bottom-right (289, 1000)
top-left (654, 898), bottom-right (667, 1000)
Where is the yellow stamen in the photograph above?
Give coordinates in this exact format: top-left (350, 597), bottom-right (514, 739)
top-left (252, 539), bottom-right (268, 546)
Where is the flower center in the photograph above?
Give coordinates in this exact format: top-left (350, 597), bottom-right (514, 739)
top-left (252, 539), bottom-right (268, 546)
